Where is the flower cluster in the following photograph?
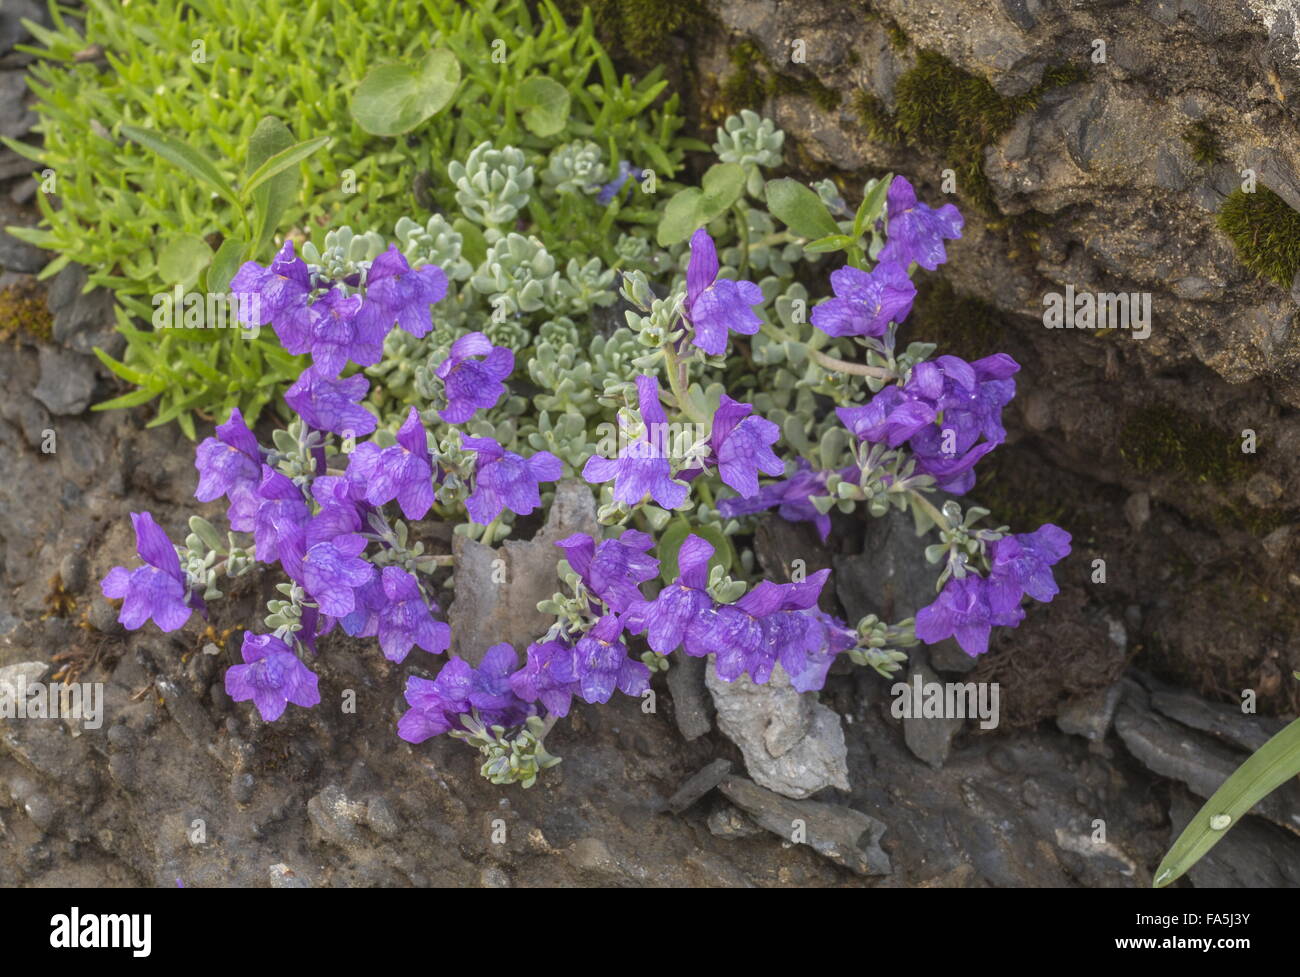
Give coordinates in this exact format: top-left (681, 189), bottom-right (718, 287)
top-left (100, 121), bottom-right (1070, 789)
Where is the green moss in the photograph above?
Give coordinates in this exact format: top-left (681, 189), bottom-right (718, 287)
top-left (1182, 121), bottom-right (1222, 166)
top-left (911, 277), bottom-right (1006, 360)
top-left (854, 90), bottom-right (904, 144)
top-left (861, 51), bottom-right (1087, 213)
top-left (571, 0), bottom-right (710, 63)
top-left (1217, 185), bottom-right (1300, 288)
top-left (1213, 503), bottom-right (1294, 537)
top-left (1119, 406), bottom-right (1252, 485)
top-left (885, 23), bottom-right (910, 52)
top-left (719, 39), bottom-right (841, 116)
top-left (0, 280), bottom-right (52, 342)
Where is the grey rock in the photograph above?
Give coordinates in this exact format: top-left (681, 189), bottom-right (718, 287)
top-left (567, 837), bottom-right (623, 877)
top-left (48, 263), bottom-right (117, 355)
top-left (0, 225), bottom-right (45, 274)
top-left (306, 784), bottom-right (368, 848)
top-left (0, 1), bottom-right (47, 56)
top-left (155, 677), bottom-right (216, 749)
top-left (1056, 681), bottom-right (1123, 741)
top-left (834, 506), bottom-right (975, 673)
top-left (448, 479), bottom-right (597, 666)
top-left (707, 804), bottom-right (763, 839)
top-left (901, 662), bottom-right (965, 768)
top-left (1115, 702), bottom-right (1300, 833)
top-left (718, 774), bottom-right (891, 877)
top-left (1124, 492), bottom-right (1151, 533)
top-left (665, 652), bottom-right (711, 740)
top-left (0, 660), bottom-right (48, 700)
top-left (88, 596), bottom-right (124, 635)
top-left (58, 550), bottom-right (87, 594)
top-left (32, 346), bottom-right (96, 416)
top-left (268, 863), bottom-right (310, 888)
top-left (1149, 689), bottom-right (1286, 753)
top-left (706, 659), bottom-right (849, 799)
top-left (666, 758), bottom-right (732, 814)
top-left (0, 70), bottom-right (35, 138)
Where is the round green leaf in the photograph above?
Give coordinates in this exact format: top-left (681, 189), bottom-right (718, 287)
top-left (350, 49), bottom-right (461, 137)
top-left (516, 76), bottom-right (570, 138)
top-left (765, 178), bottom-right (840, 239)
top-left (697, 162), bottom-right (745, 220)
top-left (656, 187), bottom-right (703, 247)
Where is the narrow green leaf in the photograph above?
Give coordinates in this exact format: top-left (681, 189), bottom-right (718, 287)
top-left (241, 134), bottom-right (329, 202)
top-left (803, 233), bottom-right (855, 255)
top-left (853, 173), bottom-right (893, 240)
top-left (1155, 714), bottom-right (1300, 888)
top-left (120, 124), bottom-right (238, 207)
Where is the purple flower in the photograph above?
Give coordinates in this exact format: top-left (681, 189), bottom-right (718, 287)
top-left (716, 459), bottom-right (837, 541)
top-left (301, 527), bottom-right (374, 618)
top-left (573, 614), bottom-right (651, 704)
top-left (581, 375), bottom-right (687, 509)
top-left (194, 407), bottom-right (263, 532)
top-left (252, 467), bottom-right (311, 578)
top-left (355, 246), bottom-right (448, 339)
top-left (877, 175), bottom-right (964, 272)
top-left (597, 160), bottom-right (643, 205)
top-left (284, 366), bottom-right (378, 438)
top-left (914, 574), bottom-right (1012, 657)
top-left (986, 524), bottom-right (1072, 615)
top-left (346, 407), bottom-right (435, 520)
top-left (839, 353), bottom-right (1019, 494)
top-left (704, 395), bottom-right (783, 498)
top-left (811, 261), bottom-right (916, 338)
top-left (398, 648), bottom-right (532, 743)
top-left (696, 570), bottom-right (836, 690)
top-left (463, 437), bottom-right (563, 525)
top-left (377, 566), bottom-right (450, 663)
top-left (306, 287), bottom-right (386, 377)
top-left (836, 386), bottom-right (935, 447)
top-left (510, 637), bottom-right (580, 717)
top-left (435, 332), bottom-right (514, 425)
top-left (337, 572), bottom-right (386, 639)
top-left (229, 241), bottom-right (313, 353)
top-left (224, 632), bottom-right (320, 722)
top-left (626, 534), bottom-right (714, 654)
top-left (902, 354), bottom-right (1018, 493)
top-left (685, 228), bottom-right (763, 355)
top-left (554, 529), bottom-right (659, 613)
top-left (100, 512), bottom-right (197, 632)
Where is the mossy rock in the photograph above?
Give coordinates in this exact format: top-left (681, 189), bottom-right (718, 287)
top-left (1119, 405), bottom-right (1252, 485)
top-left (859, 51), bottom-right (1087, 213)
top-left (570, 0), bottom-right (710, 63)
top-left (719, 39), bottom-right (841, 117)
top-left (911, 277), bottom-right (1007, 360)
top-left (1217, 184), bottom-right (1300, 288)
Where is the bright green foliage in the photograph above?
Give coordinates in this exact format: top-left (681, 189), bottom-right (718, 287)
top-left (5, 0), bottom-right (695, 433)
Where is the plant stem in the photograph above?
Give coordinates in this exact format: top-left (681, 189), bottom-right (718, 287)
top-left (809, 347), bottom-right (894, 379)
top-left (733, 202), bottom-right (751, 279)
top-left (662, 342), bottom-right (705, 423)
